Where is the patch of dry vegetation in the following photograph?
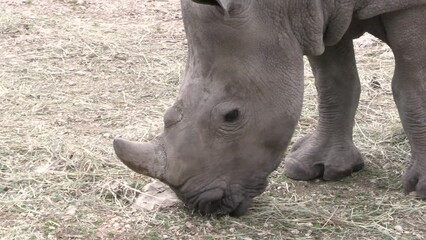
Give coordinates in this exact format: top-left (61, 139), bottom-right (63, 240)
top-left (1, 0), bottom-right (425, 239)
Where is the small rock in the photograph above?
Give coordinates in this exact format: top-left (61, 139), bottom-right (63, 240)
top-left (394, 225), bottom-right (403, 232)
top-left (114, 53), bottom-right (129, 61)
top-left (34, 164), bottom-right (50, 174)
top-left (290, 229), bottom-right (300, 234)
top-left (356, 36), bottom-right (378, 48)
top-left (88, 53), bottom-right (97, 58)
top-left (133, 180), bottom-right (180, 211)
top-left (66, 206), bottom-right (77, 216)
top-left (298, 222), bottom-right (313, 227)
top-left (185, 222), bottom-right (193, 229)
top-left (305, 229), bottom-right (312, 237)
top-left (383, 163), bottom-right (392, 170)
top-left (75, 71), bottom-right (85, 76)
top-left (205, 221), bottom-right (213, 229)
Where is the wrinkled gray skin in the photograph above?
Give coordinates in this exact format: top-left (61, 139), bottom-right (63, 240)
top-left (114, 0), bottom-right (426, 216)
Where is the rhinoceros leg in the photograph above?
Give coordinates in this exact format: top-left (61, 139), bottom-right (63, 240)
top-left (382, 8), bottom-right (426, 198)
top-left (284, 39), bottom-right (364, 181)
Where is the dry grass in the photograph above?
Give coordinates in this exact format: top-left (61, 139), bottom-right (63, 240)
top-left (0, 0), bottom-right (425, 239)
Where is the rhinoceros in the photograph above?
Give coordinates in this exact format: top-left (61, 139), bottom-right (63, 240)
top-left (113, 0), bottom-right (426, 216)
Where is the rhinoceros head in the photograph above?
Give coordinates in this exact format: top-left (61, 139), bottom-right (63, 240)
top-left (114, 0), bottom-right (307, 216)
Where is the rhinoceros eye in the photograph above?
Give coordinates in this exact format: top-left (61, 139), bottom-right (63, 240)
top-left (224, 109), bottom-right (240, 123)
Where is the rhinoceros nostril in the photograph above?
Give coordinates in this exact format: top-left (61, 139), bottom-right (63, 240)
top-left (195, 188), bottom-right (225, 215)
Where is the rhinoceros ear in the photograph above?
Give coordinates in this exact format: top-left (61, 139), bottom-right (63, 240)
top-left (192, 0), bottom-right (232, 12)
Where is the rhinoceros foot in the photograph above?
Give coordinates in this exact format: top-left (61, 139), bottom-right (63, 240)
top-left (284, 133), bottom-right (364, 181)
top-left (403, 160), bottom-right (426, 198)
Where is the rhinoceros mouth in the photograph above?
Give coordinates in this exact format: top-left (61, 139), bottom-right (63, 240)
top-left (183, 189), bottom-right (252, 216)
top-left (172, 179), bottom-right (268, 216)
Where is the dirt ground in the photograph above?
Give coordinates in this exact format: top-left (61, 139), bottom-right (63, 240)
top-left (1, 0), bottom-right (425, 239)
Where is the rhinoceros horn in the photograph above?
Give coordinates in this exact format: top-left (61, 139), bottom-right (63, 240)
top-left (113, 138), bottom-right (167, 181)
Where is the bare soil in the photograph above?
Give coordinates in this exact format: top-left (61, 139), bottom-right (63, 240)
top-left (1, 0), bottom-right (425, 239)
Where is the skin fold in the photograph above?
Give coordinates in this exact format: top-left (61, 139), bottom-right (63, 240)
top-left (114, 0), bottom-right (426, 216)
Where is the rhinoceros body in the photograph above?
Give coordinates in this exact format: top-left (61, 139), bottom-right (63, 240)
top-left (114, 0), bottom-right (426, 216)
